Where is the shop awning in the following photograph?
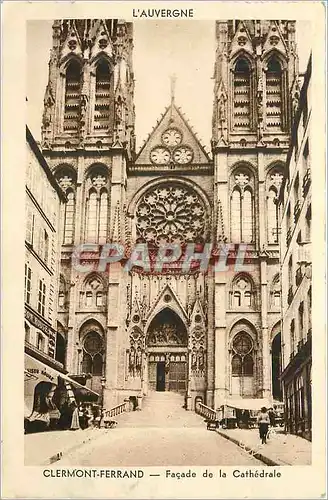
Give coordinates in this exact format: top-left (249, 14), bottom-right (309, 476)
top-left (59, 372), bottom-right (99, 400)
top-left (24, 353), bottom-right (99, 398)
top-left (222, 398), bottom-right (273, 411)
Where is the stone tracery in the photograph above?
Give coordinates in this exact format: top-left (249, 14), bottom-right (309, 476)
top-left (191, 328), bottom-right (206, 376)
top-left (136, 183), bottom-right (206, 245)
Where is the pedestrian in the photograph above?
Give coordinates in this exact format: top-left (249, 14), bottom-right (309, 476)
top-left (257, 406), bottom-right (270, 444)
top-left (78, 404), bottom-right (85, 429)
top-left (268, 407), bottom-right (277, 427)
top-left (26, 382), bottom-right (56, 434)
top-left (70, 401), bottom-right (80, 431)
top-left (242, 409), bottom-right (250, 429)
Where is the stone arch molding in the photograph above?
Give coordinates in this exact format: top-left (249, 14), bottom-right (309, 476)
top-left (146, 308), bottom-right (188, 347)
top-left (77, 316), bottom-right (106, 340)
top-left (127, 176), bottom-right (211, 218)
top-left (270, 321), bottom-right (281, 341)
top-left (228, 318), bottom-right (258, 350)
top-left (144, 284), bottom-right (188, 333)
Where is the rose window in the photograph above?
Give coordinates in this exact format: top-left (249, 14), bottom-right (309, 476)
top-left (136, 183), bottom-right (206, 245)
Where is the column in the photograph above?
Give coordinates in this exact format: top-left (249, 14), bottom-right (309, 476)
top-left (74, 155), bottom-right (85, 245)
top-left (260, 257), bottom-right (271, 399)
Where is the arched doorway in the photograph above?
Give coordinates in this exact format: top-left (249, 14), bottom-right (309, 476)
top-left (147, 309), bottom-right (188, 394)
top-left (272, 332), bottom-right (282, 401)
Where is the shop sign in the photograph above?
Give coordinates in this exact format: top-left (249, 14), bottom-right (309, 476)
top-left (25, 307), bottom-right (55, 338)
top-left (25, 367), bottom-right (56, 382)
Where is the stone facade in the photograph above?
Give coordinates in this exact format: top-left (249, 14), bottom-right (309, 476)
top-left (280, 56), bottom-right (312, 440)
top-left (40, 19), bottom-right (300, 410)
top-left (25, 126), bottom-right (66, 370)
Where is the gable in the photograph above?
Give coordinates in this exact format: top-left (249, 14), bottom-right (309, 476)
top-left (135, 103), bottom-right (211, 167)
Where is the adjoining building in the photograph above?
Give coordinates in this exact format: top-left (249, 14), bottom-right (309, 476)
top-left (279, 55), bottom-right (312, 440)
top-left (25, 126), bottom-right (98, 431)
top-left (39, 19), bottom-right (301, 412)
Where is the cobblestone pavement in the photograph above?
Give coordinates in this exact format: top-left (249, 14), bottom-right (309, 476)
top-left (59, 392), bottom-right (262, 467)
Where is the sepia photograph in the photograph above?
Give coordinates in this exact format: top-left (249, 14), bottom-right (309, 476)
top-left (1, 2), bottom-right (326, 498)
top-left (24, 17), bottom-right (314, 468)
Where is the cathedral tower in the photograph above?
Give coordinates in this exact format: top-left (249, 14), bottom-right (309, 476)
top-left (41, 19), bottom-right (135, 398)
top-left (41, 19), bottom-right (300, 411)
top-left (211, 20), bottom-right (299, 406)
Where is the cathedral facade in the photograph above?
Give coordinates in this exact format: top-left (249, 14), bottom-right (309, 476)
top-left (41, 19), bottom-right (300, 410)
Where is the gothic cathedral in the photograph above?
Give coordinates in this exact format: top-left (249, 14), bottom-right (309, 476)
top-left (41, 20), bottom-right (299, 410)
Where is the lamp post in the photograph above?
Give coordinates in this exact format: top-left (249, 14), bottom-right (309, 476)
top-left (100, 376), bottom-right (106, 428)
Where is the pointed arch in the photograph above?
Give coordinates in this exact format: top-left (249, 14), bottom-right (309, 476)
top-left (79, 320), bottom-right (105, 381)
top-left (232, 56), bottom-right (252, 130)
top-left (84, 164), bottom-right (110, 244)
top-left (143, 285), bottom-right (188, 333)
top-left (271, 321), bottom-right (282, 401)
top-left (230, 187), bottom-right (242, 242)
top-left (86, 188), bottom-right (98, 243)
top-left (94, 58), bottom-right (113, 132)
top-left (63, 189), bottom-right (75, 244)
top-left (231, 273), bottom-right (256, 309)
top-left (230, 165), bottom-right (255, 244)
top-left (79, 317), bottom-right (105, 340)
top-left (229, 320), bottom-right (257, 397)
top-left (146, 308), bottom-right (188, 347)
top-left (80, 272), bottom-right (107, 310)
top-left (63, 58), bottom-right (82, 133)
top-left (264, 52), bottom-right (288, 131)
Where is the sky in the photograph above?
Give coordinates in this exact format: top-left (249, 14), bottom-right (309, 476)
top-left (27, 20), bottom-right (311, 151)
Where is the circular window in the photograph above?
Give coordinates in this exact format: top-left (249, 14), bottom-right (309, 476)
top-left (195, 314), bottom-right (202, 323)
top-left (233, 333), bottom-right (253, 356)
top-left (132, 314), bottom-right (140, 323)
top-left (136, 182), bottom-right (206, 245)
top-left (83, 332), bottom-right (103, 355)
top-left (164, 294), bottom-right (172, 303)
top-left (162, 128), bottom-right (182, 147)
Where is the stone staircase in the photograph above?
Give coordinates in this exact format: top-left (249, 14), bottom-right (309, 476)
top-left (117, 391), bottom-right (204, 428)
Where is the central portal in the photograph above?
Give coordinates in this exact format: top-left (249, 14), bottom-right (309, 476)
top-left (147, 308), bottom-right (188, 394)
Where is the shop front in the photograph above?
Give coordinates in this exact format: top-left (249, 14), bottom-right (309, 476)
top-left (24, 353), bottom-right (99, 433)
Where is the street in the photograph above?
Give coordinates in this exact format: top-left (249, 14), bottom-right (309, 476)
top-left (59, 392), bottom-right (263, 467)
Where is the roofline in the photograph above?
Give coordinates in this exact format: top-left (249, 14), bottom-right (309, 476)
top-left (135, 102), bottom-right (211, 163)
top-left (26, 126), bottom-right (66, 203)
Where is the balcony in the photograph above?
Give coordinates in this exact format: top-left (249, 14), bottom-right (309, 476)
top-left (286, 228), bottom-right (292, 247)
top-left (296, 266), bottom-right (303, 287)
top-left (294, 200), bottom-right (301, 223)
top-left (303, 169), bottom-right (311, 196)
top-left (287, 286), bottom-right (294, 305)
